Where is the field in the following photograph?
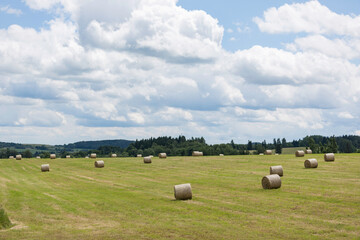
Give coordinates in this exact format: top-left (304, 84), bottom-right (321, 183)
top-left (0, 154), bottom-right (359, 239)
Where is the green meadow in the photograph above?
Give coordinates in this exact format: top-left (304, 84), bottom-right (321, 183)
top-left (0, 154), bottom-right (359, 239)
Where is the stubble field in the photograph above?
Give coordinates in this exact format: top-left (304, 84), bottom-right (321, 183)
top-left (0, 154), bottom-right (359, 239)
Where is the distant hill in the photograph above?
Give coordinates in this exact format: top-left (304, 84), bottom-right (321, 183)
top-left (57, 139), bottom-right (134, 150)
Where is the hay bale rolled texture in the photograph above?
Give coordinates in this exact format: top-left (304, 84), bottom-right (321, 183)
top-left (90, 153), bottom-right (96, 159)
top-left (137, 154), bottom-right (142, 157)
top-left (259, 153), bottom-right (264, 155)
top-left (111, 154), bottom-right (117, 158)
top-left (94, 160), bottom-right (104, 168)
top-left (262, 174), bottom-right (281, 189)
top-left (324, 153), bottom-right (335, 162)
top-left (304, 158), bottom-right (318, 168)
top-left (36, 156), bottom-right (41, 159)
top-left (41, 164), bottom-right (50, 172)
top-left (219, 154), bottom-right (224, 156)
top-left (295, 150), bottom-right (305, 157)
top-left (9, 156), bottom-right (14, 159)
top-left (158, 153), bottom-right (167, 158)
top-left (305, 149), bottom-right (312, 154)
top-left (265, 150), bottom-right (272, 155)
top-left (192, 151), bottom-right (203, 156)
top-left (143, 156), bottom-right (152, 164)
top-left (50, 154), bottom-right (56, 159)
top-left (16, 155), bottom-right (22, 160)
top-left (270, 165), bottom-right (283, 177)
top-left (66, 155), bottom-right (70, 158)
top-left (174, 183), bottom-right (192, 200)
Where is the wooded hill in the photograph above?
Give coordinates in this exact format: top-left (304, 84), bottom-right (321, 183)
top-left (0, 135), bottom-right (359, 158)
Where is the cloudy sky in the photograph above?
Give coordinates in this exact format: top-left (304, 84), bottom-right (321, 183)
top-left (0, 0), bottom-right (359, 145)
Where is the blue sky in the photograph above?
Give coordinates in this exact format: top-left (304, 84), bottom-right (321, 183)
top-left (0, 0), bottom-right (359, 144)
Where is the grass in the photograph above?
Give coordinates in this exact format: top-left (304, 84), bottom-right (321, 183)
top-left (0, 154), bottom-right (359, 239)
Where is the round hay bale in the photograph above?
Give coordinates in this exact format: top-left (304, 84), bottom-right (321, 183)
top-left (85, 156), bottom-right (89, 159)
top-left (90, 153), bottom-right (96, 159)
top-left (94, 160), bottom-right (104, 168)
top-left (265, 150), bottom-right (272, 155)
top-left (158, 153), bottom-right (167, 158)
top-left (111, 154), bottom-right (117, 158)
top-left (41, 164), bottom-right (50, 172)
top-left (259, 153), bottom-right (264, 155)
top-left (295, 150), bottom-right (305, 157)
top-left (16, 155), bottom-right (22, 160)
top-left (66, 155), bottom-right (70, 158)
top-left (50, 154), bottom-right (56, 159)
top-left (305, 149), bottom-right (312, 154)
top-left (219, 154), bottom-right (224, 156)
top-left (275, 153), bottom-right (279, 155)
top-left (36, 156), bottom-right (41, 159)
top-left (9, 156), bottom-right (14, 159)
top-left (304, 158), bottom-right (318, 168)
top-left (143, 156), bottom-right (152, 164)
top-left (192, 151), bottom-right (203, 156)
top-left (137, 154), bottom-right (142, 158)
top-left (174, 183), bottom-right (192, 200)
top-left (270, 165), bottom-right (283, 177)
top-left (262, 174), bottom-right (281, 189)
top-left (324, 153), bottom-right (335, 162)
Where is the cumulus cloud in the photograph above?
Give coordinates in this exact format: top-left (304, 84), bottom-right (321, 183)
top-left (253, 0), bottom-right (360, 37)
top-left (0, 0), bottom-right (359, 144)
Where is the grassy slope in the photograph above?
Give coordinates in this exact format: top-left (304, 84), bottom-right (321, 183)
top-left (0, 154), bottom-right (359, 239)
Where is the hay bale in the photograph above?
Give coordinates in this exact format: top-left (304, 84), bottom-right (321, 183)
top-left (219, 154), bottom-right (224, 156)
top-left (41, 164), bottom-right (50, 172)
top-left (9, 156), bottom-right (14, 159)
top-left (50, 154), bottom-right (56, 159)
top-left (324, 153), bottom-right (335, 162)
top-left (262, 174), bottom-right (281, 189)
top-left (66, 155), bottom-right (70, 158)
top-left (144, 156), bottom-right (151, 163)
top-left (137, 154), bottom-right (142, 157)
top-left (36, 156), bottom-right (41, 159)
top-left (174, 183), bottom-right (192, 200)
top-left (259, 153), bottom-right (264, 155)
top-left (143, 156), bottom-right (152, 163)
top-left (94, 160), bottom-right (104, 168)
top-left (90, 153), bottom-right (96, 159)
top-left (16, 155), bottom-right (22, 160)
top-left (305, 149), bottom-right (312, 154)
top-left (85, 156), bottom-right (89, 159)
top-left (158, 153), bottom-right (167, 158)
top-left (270, 165), bottom-right (283, 177)
top-left (265, 150), bottom-right (272, 155)
top-left (192, 151), bottom-right (203, 156)
top-left (275, 153), bottom-right (279, 155)
top-left (295, 150), bottom-right (305, 157)
top-left (304, 158), bottom-right (318, 168)
top-left (111, 154), bottom-right (117, 158)
top-left (149, 155), bottom-right (154, 158)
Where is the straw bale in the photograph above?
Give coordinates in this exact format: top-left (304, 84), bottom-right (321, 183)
top-left (192, 151), bottom-right (203, 156)
top-left (137, 154), bottom-right (142, 158)
top-left (304, 158), bottom-right (318, 168)
top-left (94, 160), bottom-right (104, 168)
top-left (50, 154), bottom-right (56, 159)
top-left (305, 149), bottom-right (312, 154)
top-left (295, 150), bottom-right (305, 157)
top-left (143, 156), bottom-right (152, 163)
top-left (174, 183), bottom-right (192, 200)
top-left (219, 154), bottom-right (224, 156)
top-left (9, 156), bottom-right (14, 159)
top-left (262, 174), bottom-right (281, 189)
top-left (16, 155), bottom-right (22, 160)
top-left (324, 153), bottom-right (335, 162)
top-left (270, 165), bottom-right (283, 177)
top-left (41, 164), bottom-right (50, 172)
top-left (265, 150), bottom-right (272, 155)
top-left (158, 153), bottom-right (167, 158)
top-left (90, 153), bottom-right (96, 159)
top-left (111, 154), bottom-right (117, 158)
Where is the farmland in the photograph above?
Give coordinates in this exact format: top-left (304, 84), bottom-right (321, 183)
top-left (0, 154), bottom-right (359, 239)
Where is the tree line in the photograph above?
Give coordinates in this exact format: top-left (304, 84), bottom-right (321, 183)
top-left (0, 135), bottom-right (359, 158)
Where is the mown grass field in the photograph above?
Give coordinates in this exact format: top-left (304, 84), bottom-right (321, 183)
top-left (0, 154), bottom-right (359, 239)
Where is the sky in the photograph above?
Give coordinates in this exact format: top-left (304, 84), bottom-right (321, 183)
top-left (0, 0), bottom-right (359, 145)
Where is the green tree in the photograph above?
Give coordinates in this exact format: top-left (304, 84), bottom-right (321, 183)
top-left (23, 149), bottom-right (32, 158)
top-left (275, 138), bottom-right (282, 154)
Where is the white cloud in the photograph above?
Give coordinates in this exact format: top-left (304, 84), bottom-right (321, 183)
top-left (0, 5), bottom-right (23, 16)
top-left (338, 112), bottom-right (354, 119)
top-left (254, 0), bottom-right (360, 37)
